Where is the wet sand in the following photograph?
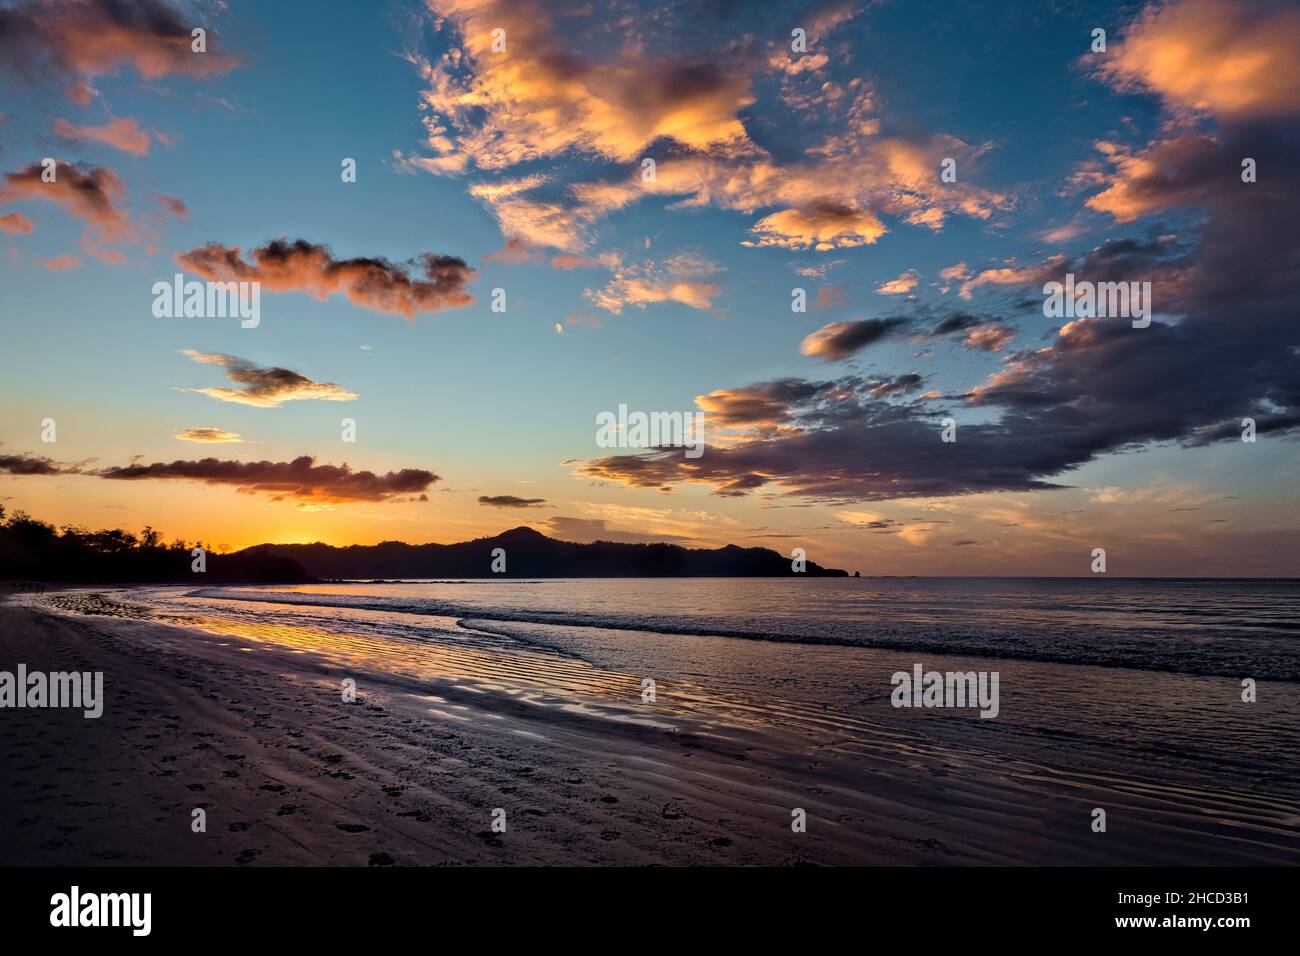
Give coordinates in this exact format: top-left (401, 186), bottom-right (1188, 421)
top-left (1, 588), bottom-right (1297, 866)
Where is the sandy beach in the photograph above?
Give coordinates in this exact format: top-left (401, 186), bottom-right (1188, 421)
top-left (2, 585), bottom-right (1297, 867)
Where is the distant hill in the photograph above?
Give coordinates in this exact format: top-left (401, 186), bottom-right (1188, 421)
top-left (235, 526), bottom-right (848, 579)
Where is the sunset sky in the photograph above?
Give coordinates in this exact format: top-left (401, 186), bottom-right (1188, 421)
top-left (1, 0), bottom-right (1297, 575)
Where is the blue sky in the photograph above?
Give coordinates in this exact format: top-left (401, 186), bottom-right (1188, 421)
top-left (1, 0), bottom-right (1297, 574)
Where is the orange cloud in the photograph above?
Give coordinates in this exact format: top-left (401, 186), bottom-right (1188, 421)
top-left (745, 202), bottom-right (886, 251)
top-left (877, 269), bottom-right (920, 295)
top-left (0, 161), bottom-right (134, 245)
top-left (53, 116), bottom-right (151, 155)
top-left (0, 212), bottom-right (33, 236)
top-left (415, 0), bottom-right (753, 172)
top-left (177, 239), bottom-right (476, 319)
top-left (584, 252), bottom-right (722, 314)
top-left (1096, 0), bottom-right (1300, 120)
top-left (0, 0), bottom-right (238, 101)
top-left (35, 254), bottom-right (81, 271)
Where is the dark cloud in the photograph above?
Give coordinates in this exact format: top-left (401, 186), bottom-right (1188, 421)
top-left (800, 317), bottom-right (907, 360)
top-left (478, 495), bottom-right (547, 508)
top-left (177, 239), bottom-right (476, 319)
top-left (867, 373), bottom-right (923, 397)
top-left (0, 454), bottom-right (72, 476)
top-left (97, 456), bottom-right (438, 503)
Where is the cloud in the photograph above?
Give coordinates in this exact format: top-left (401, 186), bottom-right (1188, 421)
top-left (34, 254), bottom-right (81, 271)
top-left (696, 379), bottom-right (841, 429)
top-left (413, 0), bottom-right (753, 172)
top-left (800, 317), bottom-right (907, 360)
top-left (0, 0), bottom-right (238, 101)
top-left (1095, 0), bottom-right (1300, 120)
top-left (867, 372), bottom-right (924, 397)
top-left (97, 455), bottom-right (438, 503)
top-left (179, 350), bottom-right (358, 408)
top-left (478, 495), bottom-right (546, 508)
top-left (0, 453), bottom-right (71, 476)
top-left (877, 269), bottom-right (920, 295)
top-left (0, 160), bottom-right (134, 247)
top-left (0, 211), bottom-right (32, 235)
top-left (175, 427), bottom-right (246, 443)
top-left (53, 117), bottom-right (151, 155)
top-left (155, 194), bottom-right (188, 220)
top-left (403, 2), bottom-right (1010, 252)
top-left (570, 368), bottom-right (1106, 500)
top-left (920, 311), bottom-right (1017, 352)
top-left (744, 202), bottom-right (886, 251)
top-left (482, 238), bottom-right (543, 265)
top-left (177, 239), bottom-right (476, 318)
top-left (584, 251), bottom-right (722, 314)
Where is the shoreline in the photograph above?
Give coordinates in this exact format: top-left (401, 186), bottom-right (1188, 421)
top-left (2, 588), bottom-right (1297, 866)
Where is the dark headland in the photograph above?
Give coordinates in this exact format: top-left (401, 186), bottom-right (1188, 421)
top-left (0, 511), bottom-right (846, 582)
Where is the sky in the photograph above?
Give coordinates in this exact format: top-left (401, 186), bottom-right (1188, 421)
top-left (0, 0), bottom-right (1297, 576)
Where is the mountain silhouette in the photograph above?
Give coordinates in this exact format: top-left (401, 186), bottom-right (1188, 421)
top-left (236, 526), bottom-right (847, 579)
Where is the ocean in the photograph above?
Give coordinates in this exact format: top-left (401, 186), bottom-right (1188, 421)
top-left (28, 577), bottom-right (1300, 864)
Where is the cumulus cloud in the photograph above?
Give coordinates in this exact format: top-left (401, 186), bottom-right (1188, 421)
top-left (177, 239), bottom-right (476, 318)
top-left (413, 0), bottom-right (753, 172)
top-left (877, 269), bottom-right (920, 295)
top-left (744, 202), bottom-right (886, 251)
top-left (0, 160), bottom-right (134, 249)
top-left (179, 350), bottom-right (358, 408)
top-left (404, 1), bottom-right (1010, 252)
top-left (1095, 0), bottom-right (1300, 120)
top-left (0, 0), bottom-right (238, 101)
top-left (97, 455), bottom-right (438, 503)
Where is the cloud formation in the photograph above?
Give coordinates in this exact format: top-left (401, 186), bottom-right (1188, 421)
top-left (0, 0), bottom-right (238, 101)
top-left (0, 161), bottom-right (134, 249)
top-left (175, 427), bottom-right (246, 443)
top-left (180, 350), bottom-right (358, 408)
top-left (405, 0), bottom-right (1011, 252)
top-left (97, 455), bottom-right (438, 503)
top-left (177, 239), bottom-right (476, 318)
top-left (801, 317), bottom-right (907, 361)
top-left (53, 117), bottom-right (152, 155)
top-left (478, 495), bottom-right (546, 508)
